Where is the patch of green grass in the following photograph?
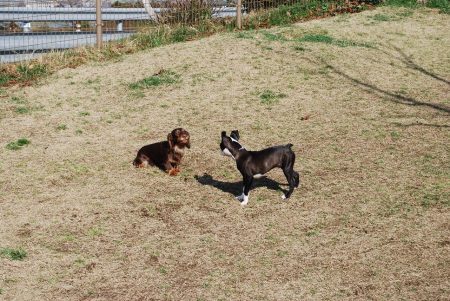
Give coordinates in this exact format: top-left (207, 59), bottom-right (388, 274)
top-left (79, 111), bottom-right (90, 116)
top-left (259, 90), bottom-right (286, 105)
top-left (129, 70), bottom-right (180, 90)
top-left (56, 124), bottom-right (67, 131)
top-left (384, 0), bottom-right (450, 13)
top-left (293, 45), bottom-right (307, 52)
top-left (86, 78), bottom-right (100, 85)
top-left (298, 34), bottom-right (333, 44)
top-left (62, 234), bottom-right (76, 242)
top-left (140, 204), bottom-right (157, 218)
top-left (170, 26), bottom-right (198, 43)
top-left (261, 31), bottom-right (287, 42)
top-left (306, 230), bottom-right (319, 237)
top-left (6, 138), bottom-right (30, 150)
top-left (426, 0), bottom-right (450, 13)
top-left (384, 0), bottom-right (418, 8)
top-left (131, 90), bottom-right (145, 98)
top-left (390, 131), bottom-right (401, 140)
top-left (370, 10), bottom-right (414, 22)
top-left (16, 64), bottom-right (48, 81)
top-left (256, 196), bottom-right (265, 203)
top-left (244, 0), bottom-right (363, 29)
top-left (68, 161), bottom-right (90, 174)
top-left (159, 266), bottom-right (168, 275)
top-left (0, 247), bottom-right (27, 261)
top-left (10, 96), bottom-right (27, 104)
top-left (268, 2), bottom-right (319, 26)
top-left (265, 234), bottom-right (279, 244)
top-left (372, 13), bottom-right (392, 21)
top-left (297, 34), bottom-right (374, 48)
top-left (395, 10), bottom-right (414, 17)
top-left (421, 184), bottom-right (449, 208)
top-left (88, 227), bottom-right (103, 237)
top-left (236, 31), bottom-right (255, 39)
top-left (0, 73), bottom-right (12, 86)
top-left (221, 169), bottom-right (234, 180)
top-left (74, 257), bottom-right (86, 267)
top-left (15, 106), bottom-right (30, 114)
top-left (277, 250), bottom-right (288, 257)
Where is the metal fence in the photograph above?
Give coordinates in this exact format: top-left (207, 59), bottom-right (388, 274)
top-left (0, 0), bottom-right (235, 63)
top-left (0, 0), bottom-right (363, 63)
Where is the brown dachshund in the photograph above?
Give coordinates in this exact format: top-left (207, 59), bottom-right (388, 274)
top-left (133, 128), bottom-right (190, 176)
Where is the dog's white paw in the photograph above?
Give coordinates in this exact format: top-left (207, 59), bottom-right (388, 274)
top-left (236, 193), bottom-right (249, 206)
top-left (281, 194), bottom-right (287, 200)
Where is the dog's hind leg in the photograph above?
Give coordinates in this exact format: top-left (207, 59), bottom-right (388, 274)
top-left (133, 157), bottom-right (142, 167)
top-left (133, 155), bottom-right (149, 168)
top-left (293, 171), bottom-right (300, 188)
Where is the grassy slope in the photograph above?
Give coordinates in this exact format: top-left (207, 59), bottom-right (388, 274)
top-left (0, 7), bottom-right (449, 301)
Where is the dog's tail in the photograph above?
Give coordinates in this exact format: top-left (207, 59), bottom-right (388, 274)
top-left (293, 171), bottom-right (300, 188)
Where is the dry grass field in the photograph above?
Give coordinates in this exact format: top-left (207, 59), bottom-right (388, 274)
top-left (1, 7), bottom-right (449, 301)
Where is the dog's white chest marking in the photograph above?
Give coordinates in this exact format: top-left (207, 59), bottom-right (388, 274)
top-left (221, 148), bottom-right (235, 159)
top-left (174, 145), bottom-right (185, 154)
top-left (253, 174), bottom-right (264, 179)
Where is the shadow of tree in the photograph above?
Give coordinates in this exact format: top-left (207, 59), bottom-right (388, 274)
top-left (392, 45), bottom-right (450, 86)
top-left (325, 63), bottom-right (450, 114)
top-left (392, 122), bottom-right (450, 128)
top-left (194, 173), bottom-right (287, 196)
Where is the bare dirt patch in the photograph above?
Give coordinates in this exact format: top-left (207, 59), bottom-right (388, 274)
top-left (1, 7), bottom-right (449, 301)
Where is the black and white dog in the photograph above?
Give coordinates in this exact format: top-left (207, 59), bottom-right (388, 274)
top-left (220, 130), bottom-right (300, 206)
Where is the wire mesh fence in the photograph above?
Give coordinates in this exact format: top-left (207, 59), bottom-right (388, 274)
top-left (1, 0), bottom-right (372, 63)
top-left (1, 0), bottom-right (156, 62)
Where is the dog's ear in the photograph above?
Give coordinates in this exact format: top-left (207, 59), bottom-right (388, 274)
top-left (230, 130), bottom-right (239, 140)
top-left (221, 131), bottom-right (226, 137)
top-left (167, 132), bottom-right (174, 148)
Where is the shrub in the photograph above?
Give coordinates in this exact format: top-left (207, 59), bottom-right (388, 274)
top-left (426, 0), bottom-right (450, 13)
top-left (158, 0), bottom-right (214, 25)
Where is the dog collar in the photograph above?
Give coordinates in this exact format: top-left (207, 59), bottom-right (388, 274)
top-left (231, 137), bottom-right (246, 151)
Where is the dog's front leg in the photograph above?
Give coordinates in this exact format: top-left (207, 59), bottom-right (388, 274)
top-left (172, 163), bottom-right (180, 173)
top-left (236, 175), bottom-right (253, 206)
top-left (164, 162), bottom-right (179, 176)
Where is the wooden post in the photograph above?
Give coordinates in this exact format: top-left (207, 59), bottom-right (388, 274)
top-left (96, 0), bottom-right (102, 49)
top-left (237, 0), bottom-right (242, 30)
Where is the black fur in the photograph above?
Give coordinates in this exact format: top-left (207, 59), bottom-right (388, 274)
top-left (220, 130), bottom-right (300, 205)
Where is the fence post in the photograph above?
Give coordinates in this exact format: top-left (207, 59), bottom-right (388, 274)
top-left (96, 0), bottom-right (103, 49)
top-left (237, 0), bottom-right (242, 30)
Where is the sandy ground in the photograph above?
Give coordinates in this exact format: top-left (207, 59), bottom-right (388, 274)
top-left (0, 7), bottom-right (449, 301)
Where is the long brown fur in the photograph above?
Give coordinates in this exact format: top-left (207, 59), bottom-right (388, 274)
top-left (133, 128), bottom-right (190, 176)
